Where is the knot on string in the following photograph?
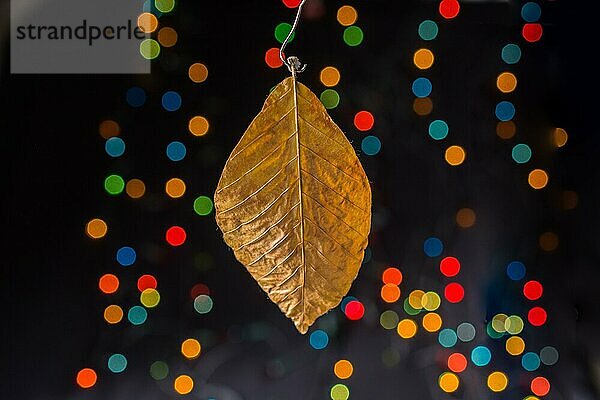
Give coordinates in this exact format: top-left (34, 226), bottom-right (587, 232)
top-left (286, 56), bottom-right (306, 75)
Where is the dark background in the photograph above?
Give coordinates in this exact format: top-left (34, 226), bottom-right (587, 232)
top-left (2, 0), bottom-right (599, 399)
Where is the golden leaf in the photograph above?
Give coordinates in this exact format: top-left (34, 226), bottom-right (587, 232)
top-left (214, 76), bottom-right (371, 333)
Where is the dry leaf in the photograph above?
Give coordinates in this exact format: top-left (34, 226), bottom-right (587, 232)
top-left (214, 76), bottom-right (371, 333)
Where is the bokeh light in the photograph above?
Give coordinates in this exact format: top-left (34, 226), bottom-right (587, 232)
top-left (103, 305), bottom-right (123, 324)
top-left (320, 89), bottom-right (340, 109)
top-left (495, 101), bottom-right (515, 121)
top-left (282, 0), bottom-right (301, 8)
top-left (265, 48), bottom-right (283, 68)
top-left (166, 226), bottom-right (186, 246)
top-left (194, 196), bottom-right (214, 216)
top-left (524, 280), bottom-right (543, 300)
top-left (440, 256), bottom-right (460, 277)
top-left (487, 371), bottom-right (508, 392)
top-left (408, 290), bottom-right (425, 310)
top-left (162, 91), bottom-right (182, 112)
top-left (382, 267), bottom-right (402, 285)
top-left (320, 67), bottom-right (340, 87)
top-left (380, 310), bottom-right (399, 330)
top-left (397, 319), bottom-right (417, 339)
top-left (166, 141), bottom-right (186, 161)
top-left (334, 360), bottom-right (353, 379)
top-left (512, 143), bottom-right (532, 164)
top-left (423, 237), bottom-right (443, 257)
top-left (496, 121), bottom-right (516, 139)
top-left (174, 375), bottom-right (194, 395)
top-left (422, 312), bottom-right (442, 332)
top-left (456, 208), bottom-right (475, 228)
top-left (418, 20), bottom-right (438, 40)
top-left (105, 137), bottom-right (125, 157)
top-left (189, 116), bottom-right (209, 136)
top-left (189, 63), bottom-right (208, 83)
top-left (522, 23), bottom-right (543, 43)
top-left (137, 12), bottom-right (158, 33)
top-left (99, 274), bottom-right (119, 294)
top-left (274, 22), bottom-right (294, 44)
top-left (528, 169), bottom-right (549, 189)
top-left (354, 110), bottom-right (374, 131)
top-left (421, 291), bottom-right (441, 311)
top-left (444, 282), bottom-right (464, 303)
top-left (448, 353), bottom-right (467, 373)
top-left (445, 145), bottom-right (466, 166)
top-left (150, 361), bottom-right (169, 380)
top-left (381, 283), bottom-right (401, 303)
top-left (157, 27), bottom-right (178, 47)
top-left (126, 179), bottom-right (146, 199)
top-left (116, 246), bottom-right (136, 266)
top-left (140, 39), bottom-right (160, 59)
top-left (522, 2), bottom-right (542, 22)
top-left (309, 329), bottom-right (329, 349)
top-left (456, 322), bottom-right (476, 342)
top-left (345, 300), bottom-right (365, 320)
top-left (76, 368), bottom-right (97, 389)
top-left (528, 307), bottom-right (547, 326)
top-left (337, 5), bottom-right (358, 26)
top-left (540, 346), bottom-right (559, 365)
top-left (522, 352), bottom-right (541, 371)
top-left (181, 338), bottom-right (201, 359)
top-left (86, 218), bottom-right (108, 239)
top-left (553, 128), bottom-right (568, 147)
top-left (413, 98), bottom-right (433, 116)
top-left (330, 384), bottom-right (350, 400)
top-left (531, 377), bottom-right (550, 396)
top-left (343, 26), bottom-right (364, 46)
top-left (501, 44), bottom-right (522, 64)
top-left (506, 336), bottom-right (525, 356)
top-left (439, 0), bottom-right (460, 19)
top-left (138, 274), bottom-right (157, 292)
top-left (438, 372), bottom-right (459, 393)
top-left (428, 119), bottom-right (448, 140)
top-left (108, 354), bottom-right (127, 373)
top-left (412, 77), bottom-right (432, 98)
top-left (165, 178), bottom-right (186, 198)
top-left (361, 136), bottom-right (381, 155)
top-left (497, 72), bottom-right (517, 93)
top-left (507, 261), bottom-right (526, 280)
top-left (471, 346), bottom-right (492, 366)
top-left (105, 174), bottom-right (125, 195)
top-left (438, 328), bottom-right (458, 348)
top-left (99, 119), bottom-right (120, 138)
top-left (140, 288), bottom-right (160, 308)
top-left (128, 305), bottom-right (147, 325)
top-left (414, 48), bottom-right (434, 69)
top-left (194, 294), bottom-right (214, 314)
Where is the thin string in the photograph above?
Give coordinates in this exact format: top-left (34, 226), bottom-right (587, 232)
top-left (279, 0), bottom-right (309, 74)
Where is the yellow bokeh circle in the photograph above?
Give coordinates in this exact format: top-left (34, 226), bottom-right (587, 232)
top-left (445, 145), bottom-right (466, 166)
top-left (414, 49), bottom-right (434, 69)
top-left (320, 67), bottom-right (341, 87)
top-left (528, 169), bottom-right (549, 189)
top-left (439, 372), bottom-right (460, 393)
top-left (397, 319), bottom-right (417, 339)
top-left (497, 72), bottom-right (517, 93)
top-left (422, 312), bottom-right (442, 332)
top-left (181, 338), bottom-right (201, 359)
top-left (337, 5), bottom-right (358, 26)
top-left (505, 336), bottom-right (525, 356)
top-left (333, 360), bottom-right (353, 379)
top-left (487, 371), bottom-right (508, 392)
top-left (174, 375), bottom-right (194, 395)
